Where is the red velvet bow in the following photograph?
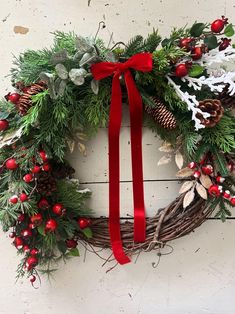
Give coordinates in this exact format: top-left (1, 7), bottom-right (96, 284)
top-left (91, 53), bottom-right (153, 264)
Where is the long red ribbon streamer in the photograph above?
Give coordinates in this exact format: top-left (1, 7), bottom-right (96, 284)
top-left (91, 53), bottom-right (153, 264)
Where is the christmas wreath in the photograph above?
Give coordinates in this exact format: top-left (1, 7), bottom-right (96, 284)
top-left (0, 17), bottom-right (235, 285)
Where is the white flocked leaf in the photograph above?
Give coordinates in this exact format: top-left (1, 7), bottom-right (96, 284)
top-left (175, 151), bottom-right (184, 169)
top-left (183, 188), bottom-right (195, 209)
top-left (176, 167), bottom-right (194, 178)
top-left (179, 181), bottom-right (194, 194)
top-left (158, 141), bottom-right (174, 153)
top-left (157, 154), bottom-right (172, 166)
top-left (199, 173), bottom-right (213, 189)
top-left (196, 182), bottom-right (208, 200)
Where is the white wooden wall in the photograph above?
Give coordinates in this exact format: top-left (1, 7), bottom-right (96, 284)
top-left (0, 1), bottom-right (235, 313)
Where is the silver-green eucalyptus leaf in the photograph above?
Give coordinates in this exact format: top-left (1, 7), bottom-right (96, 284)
top-left (50, 49), bottom-right (68, 65)
top-left (75, 36), bottom-right (94, 53)
top-left (57, 80), bottom-right (67, 96)
top-left (79, 52), bottom-right (97, 67)
top-left (55, 63), bottom-right (68, 80)
top-left (40, 72), bottom-right (57, 99)
top-left (69, 68), bottom-right (87, 86)
top-left (91, 79), bottom-right (99, 95)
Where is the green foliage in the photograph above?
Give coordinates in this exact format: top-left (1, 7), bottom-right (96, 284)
top-left (214, 198), bottom-right (232, 222)
top-left (124, 35), bottom-right (144, 57)
top-left (143, 29), bottom-right (161, 52)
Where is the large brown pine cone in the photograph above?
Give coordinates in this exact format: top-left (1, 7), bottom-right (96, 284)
top-left (218, 84), bottom-right (235, 110)
top-left (196, 99), bottom-right (224, 128)
top-left (36, 172), bottom-right (57, 196)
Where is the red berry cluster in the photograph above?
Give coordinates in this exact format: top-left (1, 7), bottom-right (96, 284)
top-left (175, 16), bottom-right (231, 78)
top-left (188, 159), bottom-right (235, 206)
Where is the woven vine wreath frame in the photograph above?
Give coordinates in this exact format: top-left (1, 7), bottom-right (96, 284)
top-left (0, 18), bottom-right (235, 284)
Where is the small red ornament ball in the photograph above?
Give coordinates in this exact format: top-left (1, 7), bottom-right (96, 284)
top-left (26, 256), bottom-right (38, 270)
top-left (23, 173), bottom-right (33, 183)
top-left (39, 150), bottom-right (48, 162)
top-left (230, 197), bottom-right (235, 206)
top-left (211, 16), bottom-right (228, 33)
top-left (18, 213), bottom-right (25, 222)
top-left (175, 63), bottom-right (188, 77)
top-left (37, 198), bottom-right (50, 210)
top-left (216, 176), bottom-right (225, 183)
top-left (30, 213), bottom-right (43, 225)
top-left (78, 218), bottom-right (91, 229)
top-left (14, 237), bottom-right (24, 249)
top-left (9, 195), bottom-right (18, 204)
top-left (188, 161), bottom-right (197, 169)
top-left (191, 46), bottom-right (203, 60)
top-left (19, 193), bottom-right (28, 202)
top-left (179, 38), bottom-right (193, 51)
top-left (42, 163), bottom-right (51, 172)
top-left (0, 119), bottom-right (9, 131)
top-left (31, 165), bottom-right (41, 173)
top-left (21, 229), bottom-right (33, 238)
top-left (223, 190), bottom-right (231, 199)
top-left (30, 248), bottom-right (39, 256)
top-left (201, 165), bottom-right (213, 175)
top-left (66, 239), bottom-right (78, 249)
top-left (29, 275), bottom-right (36, 283)
top-left (52, 203), bottom-right (64, 216)
top-left (23, 245), bottom-right (30, 253)
top-left (9, 231), bottom-right (16, 238)
top-left (29, 223), bottom-right (36, 229)
top-left (7, 92), bottom-right (21, 104)
top-left (208, 185), bottom-right (221, 197)
top-left (45, 219), bottom-right (57, 232)
top-left (5, 158), bottom-right (18, 170)
top-left (193, 170), bottom-right (201, 178)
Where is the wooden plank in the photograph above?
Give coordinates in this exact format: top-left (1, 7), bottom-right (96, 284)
top-left (68, 126), bottom-right (179, 183)
top-left (79, 180), bottom-right (182, 217)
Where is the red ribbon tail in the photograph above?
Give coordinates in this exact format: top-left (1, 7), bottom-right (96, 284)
top-left (125, 70), bottom-right (146, 243)
top-left (108, 73), bottom-right (130, 264)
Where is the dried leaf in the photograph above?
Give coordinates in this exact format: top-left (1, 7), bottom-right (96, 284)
top-left (55, 64), bottom-right (68, 80)
top-left (157, 154), bottom-right (172, 166)
top-left (179, 181), bottom-right (194, 194)
top-left (76, 132), bottom-right (88, 141)
top-left (183, 189), bottom-right (195, 208)
top-left (196, 182), bottom-right (208, 200)
top-left (78, 142), bottom-right (86, 156)
top-left (199, 173), bottom-right (212, 189)
top-left (67, 139), bottom-right (75, 153)
top-left (0, 126), bottom-right (24, 149)
top-left (175, 151), bottom-right (184, 169)
top-left (176, 167), bottom-right (194, 178)
top-left (158, 142), bottom-right (174, 153)
top-left (91, 79), bottom-right (99, 95)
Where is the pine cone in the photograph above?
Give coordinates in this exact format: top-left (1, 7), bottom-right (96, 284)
top-left (17, 81), bottom-right (47, 115)
top-left (196, 99), bottom-right (224, 128)
top-left (36, 172), bottom-right (57, 196)
top-left (145, 97), bottom-right (177, 129)
top-left (51, 162), bottom-right (75, 179)
top-left (217, 84), bottom-right (235, 110)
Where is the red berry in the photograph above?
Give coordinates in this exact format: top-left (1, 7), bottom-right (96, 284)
top-left (223, 190), bottom-right (231, 199)
top-left (52, 203), bottom-right (64, 216)
top-left (66, 239), bottom-right (78, 249)
top-left (18, 213), bottom-right (25, 222)
top-left (216, 176), bottom-right (225, 183)
top-left (9, 195), bottom-right (18, 204)
top-left (5, 158), bottom-right (18, 170)
top-left (31, 165), bottom-right (41, 173)
top-left (191, 46), bottom-right (203, 60)
top-left (9, 231), bottom-right (16, 238)
top-left (78, 218), bottom-right (91, 229)
top-left (179, 38), bottom-right (194, 51)
top-left (37, 198), bottom-right (50, 210)
top-left (208, 185), bottom-right (221, 197)
top-left (23, 173), bottom-right (33, 183)
top-left (230, 197), bottom-right (235, 206)
top-left (201, 165), bottom-right (213, 175)
top-left (193, 170), bottom-right (201, 178)
top-left (29, 223), bottom-right (36, 229)
top-left (21, 229), bottom-right (33, 238)
top-left (23, 245), bottom-right (30, 253)
top-left (30, 213), bottom-right (43, 225)
top-left (30, 248), bottom-right (39, 256)
top-left (14, 237), bottom-right (24, 249)
top-left (219, 38), bottom-right (231, 51)
top-left (29, 275), bottom-right (36, 283)
top-left (7, 92), bottom-right (21, 104)
top-left (42, 163), bottom-right (51, 172)
top-left (45, 219), bottom-right (57, 232)
top-left (188, 161), bottom-right (197, 169)
top-left (175, 63), bottom-right (189, 77)
top-left (26, 256), bottom-right (38, 270)
top-left (39, 150), bottom-right (48, 162)
top-left (0, 119), bottom-right (9, 131)
top-left (19, 193), bottom-right (28, 202)
top-left (211, 16), bottom-right (228, 33)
